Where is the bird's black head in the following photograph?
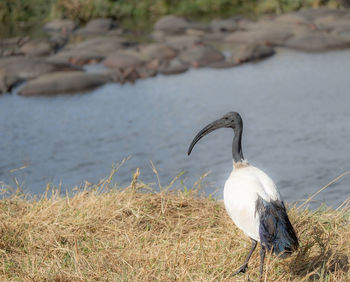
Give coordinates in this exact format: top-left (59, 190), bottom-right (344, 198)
top-left (187, 112), bottom-right (243, 156)
top-left (221, 112), bottom-right (242, 129)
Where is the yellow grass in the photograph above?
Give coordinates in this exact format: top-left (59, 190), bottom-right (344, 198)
top-left (0, 167), bottom-right (349, 281)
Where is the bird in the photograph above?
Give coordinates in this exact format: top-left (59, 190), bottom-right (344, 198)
top-left (187, 111), bottom-right (298, 278)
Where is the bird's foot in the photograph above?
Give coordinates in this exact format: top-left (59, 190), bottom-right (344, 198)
top-left (231, 264), bottom-right (248, 276)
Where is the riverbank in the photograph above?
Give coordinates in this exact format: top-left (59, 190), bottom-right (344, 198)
top-left (0, 171), bottom-right (349, 280)
top-left (2, 7), bottom-right (350, 96)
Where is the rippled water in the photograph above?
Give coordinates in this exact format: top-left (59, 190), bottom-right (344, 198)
top-left (1, 49), bottom-right (350, 208)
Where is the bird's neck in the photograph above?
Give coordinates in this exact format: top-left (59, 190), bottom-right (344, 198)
top-left (232, 127), bottom-right (244, 164)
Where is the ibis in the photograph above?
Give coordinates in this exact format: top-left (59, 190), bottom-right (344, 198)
top-left (187, 112), bottom-right (298, 278)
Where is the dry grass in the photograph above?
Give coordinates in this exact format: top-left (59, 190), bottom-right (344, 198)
top-left (0, 167), bottom-right (349, 281)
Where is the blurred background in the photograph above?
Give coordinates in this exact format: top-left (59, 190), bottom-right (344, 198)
top-left (1, 0), bottom-right (350, 208)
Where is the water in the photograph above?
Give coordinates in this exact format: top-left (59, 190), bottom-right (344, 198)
top-left (1, 49), bottom-right (350, 208)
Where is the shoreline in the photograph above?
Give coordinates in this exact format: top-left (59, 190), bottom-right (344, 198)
top-left (1, 7), bottom-right (350, 96)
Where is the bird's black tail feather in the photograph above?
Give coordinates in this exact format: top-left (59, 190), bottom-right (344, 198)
top-left (256, 196), bottom-right (299, 258)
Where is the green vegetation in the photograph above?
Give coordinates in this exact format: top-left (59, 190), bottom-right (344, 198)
top-left (0, 168), bottom-right (349, 280)
top-left (0, 0), bottom-right (345, 36)
top-left (0, 0), bottom-right (55, 25)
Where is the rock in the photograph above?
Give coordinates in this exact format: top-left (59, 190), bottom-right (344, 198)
top-left (210, 18), bottom-right (239, 32)
top-left (43, 19), bottom-right (77, 33)
top-left (87, 18), bottom-right (115, 30)
top-left (236, 17), bottom-right (255, 29)
top-left (179, 45), bottom-right (225, 67)
top-left (283, 33), bottom-right (350, 52)
top-left (139, 43), bottom-right (177, 61)
top-left (231, 44), bottom-right (275, 64)
top-left (145, 59), bottom-right (161, 71)
top-left (186, 28), bottom-right (206, 37)
top-left (202, 32), bottom-right (226, 43)
top-left (0, 46), bottom-right (22, 57)
top-left (137, 67), bottom-right (158, 79)
top-left (165, 35), bottom-right (202, 50)
top-left (188, 22), bottom-right (210, 31)
top-left (46, 49), bottom-right (103, 65)
top-left (159, 58), bottom-right (188, 75)
top-left (0, 69), bottom-right (19, 93)
top-left (18, 71), bottom-right (110, 96)
top-left (0, 37), bottom-right (23, 47)
top-left (243, 19), bottom-right (311, 36)
top-left (107, 67), bottom-right (150, 84)
top-left (103, 51), bottom-right (145, 69)
top-left (49, 33), bottom-right (68, 49)
top-left (299, 7), bottom-right (349, 21)
top-left (17, 36), bottom-right (31, 46)
top-left (107, 28), bottom-right (125, 36)
top-left (225, 28), bottom-right (293, 46)
top-left (275, 13), bottom-right (311, 25)
top-left (333, 26), bottom-right (350, 40)
top-left (208, 60), bottom-right (235, 69)
top-left (154, 15), bottom-right (190, 34)
top-left (120, 68), bottom-right (140, 83)
top-left (75, 18), bottom-right (115, 35)
top-left (0, 56), bottom-right (79, 80)
top-left (315, 16), bottom-right (350, 31)
top-left (106, 69), bottom-right (122, 82)
top-left (0, 57), bottom-right (79, 93)
top-left (20, 39), bottom-right (56, 57)
top-left (65, 36), bottom-right (132, 56)
top-left (151, 30), bottom-right (167, 41)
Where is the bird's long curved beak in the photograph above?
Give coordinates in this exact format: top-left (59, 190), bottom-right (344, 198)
top-left (187, 118), bottom-right (229, 155)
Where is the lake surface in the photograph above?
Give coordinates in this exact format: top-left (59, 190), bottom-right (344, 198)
top-left (1, 49), bottom-right (350, 208)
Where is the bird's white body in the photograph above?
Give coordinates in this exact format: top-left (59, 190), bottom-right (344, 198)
top-left (188, 112), bottom-right (298, 277)
top-left (224, 162), bottom-right (282, 241)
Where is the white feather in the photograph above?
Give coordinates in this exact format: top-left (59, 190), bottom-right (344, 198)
top-left (223, 163), bottom-right (282, 241)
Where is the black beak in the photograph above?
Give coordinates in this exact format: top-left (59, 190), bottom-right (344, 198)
top-left (187, 118), bottom-right (230, 156)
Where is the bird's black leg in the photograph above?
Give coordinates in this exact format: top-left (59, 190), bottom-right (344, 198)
top-left (259, 245), bottom-right (266, 281)
top-left (232, 239), bottom-right (257, 276)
